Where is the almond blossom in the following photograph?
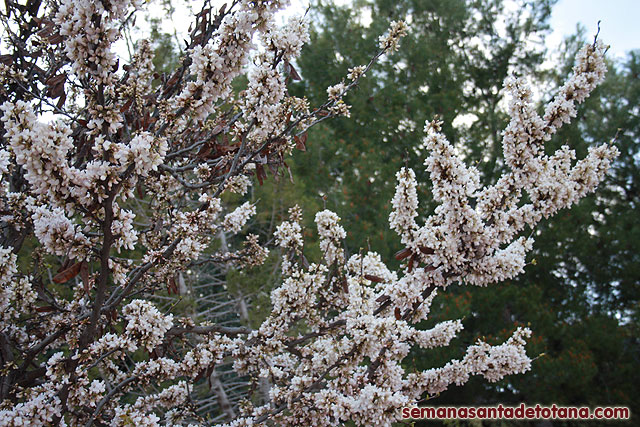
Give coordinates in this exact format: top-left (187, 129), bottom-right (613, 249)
top-left (0, 0), bottom-right (618, 425)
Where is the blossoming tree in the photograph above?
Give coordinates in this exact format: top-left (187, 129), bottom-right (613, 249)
top-left (0, 0), bottom-right (618, 425)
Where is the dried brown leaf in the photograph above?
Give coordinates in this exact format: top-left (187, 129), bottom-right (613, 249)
top-left (394, 247), bottom-right (412, 261)
top-left (53, 262), bottom-right (82, 284)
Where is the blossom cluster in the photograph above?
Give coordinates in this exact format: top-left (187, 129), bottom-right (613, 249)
top-left (0, 0), bottom-right (618, 425)
top-left (222, 202), bottom-right (256, 233)
top-left (171, 0), bottom-right (290, 125)
top-left (219, 39), bottom-right (617, 426)
top-left (55, 0), bottom-right (142, 86)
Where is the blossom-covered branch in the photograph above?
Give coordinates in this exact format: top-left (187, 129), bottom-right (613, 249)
top-left (0, 0), bottom-right (618, 425)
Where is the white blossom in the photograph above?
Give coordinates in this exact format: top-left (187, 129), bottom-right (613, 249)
top-left (315, 210), bottom-right (346, 265)
top-left (122, 300), bottom-right (173, 352)
top-left (378, 20), bottom-right (408, 52)
top-left (223, 202), bottom-right (256, 233)
top-left (0, 0), bottom-right (618, 423)
top-left (224, 174), bottom-right (252, 195)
